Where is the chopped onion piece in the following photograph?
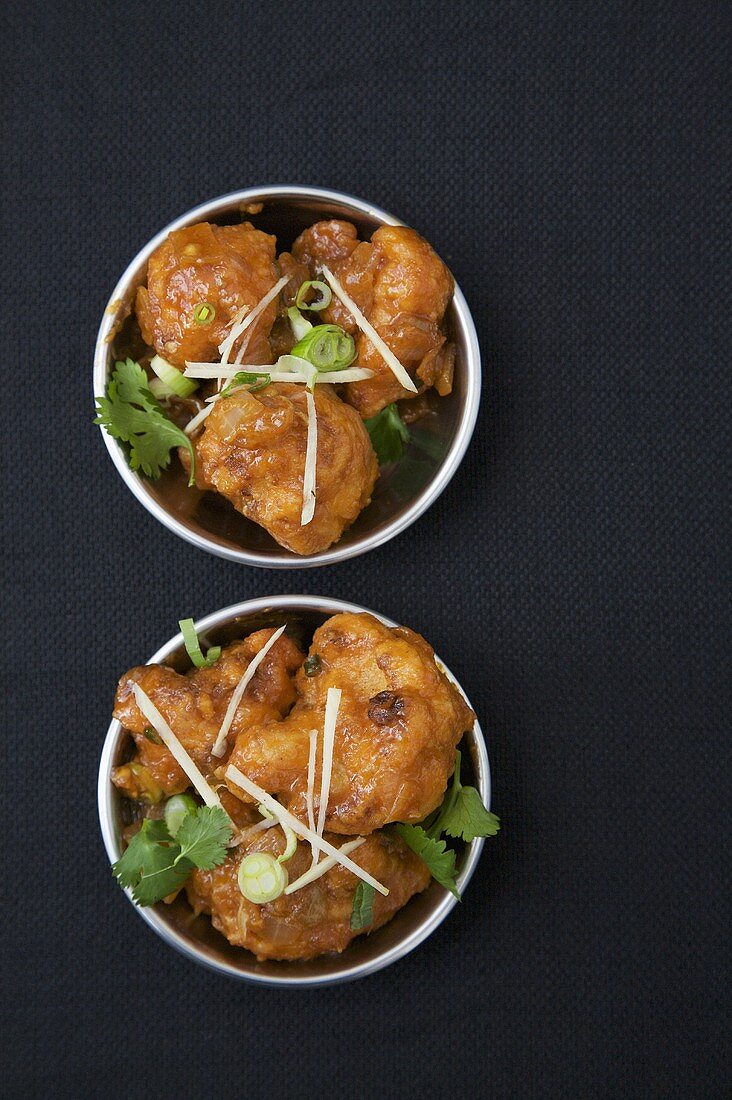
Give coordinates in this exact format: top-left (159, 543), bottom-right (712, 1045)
top-left (301, 390), bottom-right (318, 526)
top-left (225, 765), bottom-right (389, 895)
top-left (285, 838), bottom-right (366, 895)
top-left (211, 624), bottom-right (287, 757)
top-left (131, 684), bottom-right (231, 822)
top-left (313, 687), bottom-right (340, 863)
top-left (322, 264), bottom-right (417, 393)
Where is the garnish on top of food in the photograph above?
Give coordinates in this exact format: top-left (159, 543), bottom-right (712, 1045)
top-left (109, 613), bottom-right (499, 962)
top-left (95, 215), bottom-right (456, 555)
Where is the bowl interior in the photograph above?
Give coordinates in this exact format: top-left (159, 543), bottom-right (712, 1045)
top-left (99, 598), bottom-right (489, 985)
top-left (96, 189), bottom-right (478, 565)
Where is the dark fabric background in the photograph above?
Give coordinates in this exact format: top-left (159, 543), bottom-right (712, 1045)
top-left (2, 1), bottom-right (729, 1096)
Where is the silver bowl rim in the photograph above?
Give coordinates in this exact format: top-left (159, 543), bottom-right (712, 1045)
top-left (92, 185), bottom-right (482, 569)
top-left (97, 595), bottom-right (491, 987)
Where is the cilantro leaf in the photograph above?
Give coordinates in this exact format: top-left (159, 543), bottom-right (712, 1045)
top-left (94, 358), bottom-right (196, 485)
top-left (364, 403), bottom-right (411, 464)
top-left (440, 785), bottom-right (500, 843)
top-left (350, 881), bottom-right (376, 930)
top-left (111, 806), bottom-right (232, 907)
top-left (392, 823), bottom-right (460, 899)
top-left (430, 750), bottom-right (501, 843)
top-left (175, 806), bottom-right (232, 870)
top-left (112, 818), bottom-right (192, 906)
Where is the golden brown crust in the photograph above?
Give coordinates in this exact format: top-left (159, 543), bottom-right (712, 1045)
top-left (226, 612), bottom-right (475, 832)
top-left (194, 382), bottom-right (378, 555)
top-left (136, 222), bottom-right (278, 368)
top-left (186, 828), bottom-right (431, 961)
top-left (286, 221), bottom-right (455, 418)
top-left (111, 629), bottom-right (304, 800)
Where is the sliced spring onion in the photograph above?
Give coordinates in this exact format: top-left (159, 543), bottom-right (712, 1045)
top-left (219, 370), bottom-right (271, 397)
top-left (237, 852), bottom-right (288, 904)
top-left (193, 301), bottom-right (216, 326)
top-left (322, 264), bottom-right (418, 392)
top-left (285, 838), bottom-right (366, 895)
top-left (313, 687), bottom-right (340, 864)
top-left (131, 684), bottom-right (232, 823)
top-left (277, 822), bottom-right (297, 864)
top-left (150, 355), bottom-right (199, 398)
top-left (287, 306), bottom-right (313, 342)
top-left (225, 764), bottom-right (389, 896)
top-left (301, 390), bottom-right (318, 526)
top-left (164, 794), bottom-right (198, 837)
top-left (295, 279), bottom-right (332, 311)
top-left (291, 325), bottom-right (356, 372)
top-left (179, 618), bottom-right (221, 669)
top-left (210, 625), bottom-right (287, 757)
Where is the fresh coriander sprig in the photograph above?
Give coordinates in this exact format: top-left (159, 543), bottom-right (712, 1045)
top-left (94, 359), bottom-right (196, 484)
top-left (428, 750), bottom-right (500, 843)
top-left (364, 403), bottom-right (411, 464)
top-left (390, 750), bottom-right (500, 899)
top-left (393, 824), bottom-right (461, 899)
top-left (112, 804), bottom-right (232, 907)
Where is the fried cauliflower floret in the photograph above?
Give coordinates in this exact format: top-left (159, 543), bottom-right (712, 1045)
top-left (111, 629), bottom-right (304, 801)
top-left (135, 221), bottom-right (278, 369)
top-left (194, 382), bottom-right (378, 556)
top-left (225, 612), bottom-right (475, 833)
top-left (186, 828), bottom-right (430, 960)
top-left (284, 221), bottom-right (455, 418)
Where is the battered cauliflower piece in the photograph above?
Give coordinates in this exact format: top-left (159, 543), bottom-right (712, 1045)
top-left (284, 221), bottom-right (455, 418)
top-left (111, 628), bottom-right (304, 801)
top-left (225, 612), bottom-right (475, 833)
top-left (186, 828), bottom-right (430, 961)
top-left (194, 382), bottom-right (378, 555)
top-left (135, 221), bottom-right (278, 369)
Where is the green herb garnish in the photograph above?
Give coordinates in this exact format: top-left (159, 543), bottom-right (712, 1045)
top-left (112, 805), bottom-right (232, 907)
top-left (350, 881), bottom-right (376, 930)
top-left (393, 750), bottom-right (500, 898)
top-left (291, 324), bottom-right (355, 372)
top-left (142, 726), bottom-right (162, 745)
top-left (364, 403), bottom-right (411, 464)
top-left (179, 618), bottom-right (221, 669)
top-left (295, 279), bottom-right (332, 312)
top-left (429, 750), bottom-right (501, 843)
top-left (392, 823), bottom-right (461, 899)
top-left (304, 653), bottom-right (322, 677)
top-left (219, 370), bottom-right (271, 398)
top-left (193, 301), bottom-right (216, 325)
top-left (94, 359), bottom-right (196, 485)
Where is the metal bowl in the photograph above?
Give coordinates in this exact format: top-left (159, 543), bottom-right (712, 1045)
top-left (93, 186), bottom-right (481, 568)
top-left (98, 596), bottom-right (492, 986)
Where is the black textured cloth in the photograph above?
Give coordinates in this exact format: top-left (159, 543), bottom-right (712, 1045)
top-left (2, 2), bottom-right (729, 1097)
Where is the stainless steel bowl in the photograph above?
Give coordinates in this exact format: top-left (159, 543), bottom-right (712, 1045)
top-left (98, 595), bottom-right (492, 986)
top-left (93, 186), bottom-right (481, 568)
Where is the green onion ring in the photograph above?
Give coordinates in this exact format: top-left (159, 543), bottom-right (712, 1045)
top-left (193, 301), bottom-right (216, 325)
top-left (237, 852), bottom-right (288, 903)
top-left (291, 324), bottom-right (356, 372)
top-left (295, 280), bottom-right (332, 312)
